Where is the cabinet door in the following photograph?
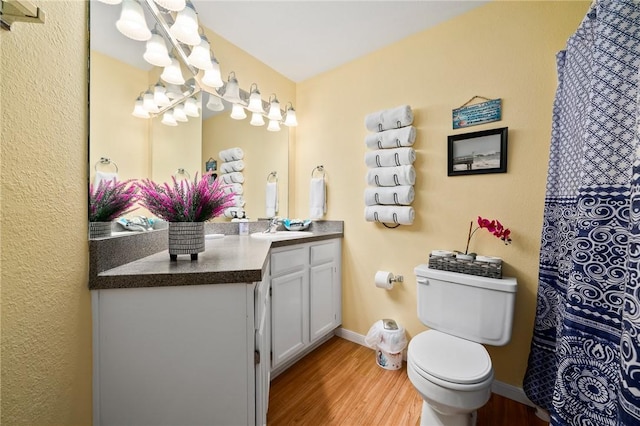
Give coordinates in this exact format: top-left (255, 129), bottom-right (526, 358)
top-left (271, 269), bottom-right (309, 368)
top-left (309, 261), bottom-right (337, 342)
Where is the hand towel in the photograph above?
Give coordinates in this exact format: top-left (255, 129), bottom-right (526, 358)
top-left (364, 126), bottom-right (416, 149)
top-left (364, 147), bottom-right (416, 168)
top-left (366, 165), bottom-right (415, 187)
top-left (309, 177), bottom-right (326, 219)
top-left (364, 105), bottom-right (413, 132)
top-left (222, 183), bottom-right (244, 195)
top-left (265, 181), bottom-right (278, 217)
top-left (364, 185), bottom-right (414, 206)
top-left (364, 206), bottom-right (415, 225)
top-left (220, 160), bottom-right (245, 173)
top-left (93, 171), bottom-right (118, 188)
top-left (219, 147), bottom-right (244, 162)
top-left (233, 194), bottom-right (245, 207)
top-left (220, 172), bottom-right (244, 184)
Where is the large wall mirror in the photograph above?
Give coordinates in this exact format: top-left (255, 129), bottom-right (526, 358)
top-left (89, 0), bottom-right (289, 230)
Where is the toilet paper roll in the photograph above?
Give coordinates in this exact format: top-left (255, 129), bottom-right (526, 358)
top-left (375, 271), bottom-right (394, 290)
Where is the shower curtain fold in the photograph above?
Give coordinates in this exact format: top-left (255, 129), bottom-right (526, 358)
top-left (523, 1), bottom-right (640, 425)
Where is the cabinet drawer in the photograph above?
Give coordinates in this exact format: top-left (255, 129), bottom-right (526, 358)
top-left (310, 242), bottom-right (335, 266)
top-left (271, 246), bottom-right (307, 277)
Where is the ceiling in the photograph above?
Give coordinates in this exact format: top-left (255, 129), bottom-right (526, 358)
top-left (90, 1), bottom-right (488, 83)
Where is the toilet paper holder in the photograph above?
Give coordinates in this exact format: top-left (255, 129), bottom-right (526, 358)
top-left (390, 274), bottom-right (404, 284)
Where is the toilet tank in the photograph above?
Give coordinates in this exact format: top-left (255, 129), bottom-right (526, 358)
top-left (414, 265), bottom-right (517, 346)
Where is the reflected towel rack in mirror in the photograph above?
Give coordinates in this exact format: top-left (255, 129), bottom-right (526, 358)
top-left (267, 171), bottom-right (278, 183)
top-left (95, 157), bottom-right (118, 173)
top-left (311, 165), bottom-right (326, 178)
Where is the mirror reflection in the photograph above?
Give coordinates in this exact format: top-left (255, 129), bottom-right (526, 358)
top-left (89, 0), bottom-right (289, 232)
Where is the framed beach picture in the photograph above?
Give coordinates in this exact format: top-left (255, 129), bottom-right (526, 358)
top-left (447, 127), bottom-right (508, 176)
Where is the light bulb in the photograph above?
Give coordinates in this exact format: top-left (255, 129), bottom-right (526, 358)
top-left (187, 35), bottom-right (213, 70)
top-left (250, 112), bottom-right (265, 126)
top-left (284, 105), bottom-right (298, 127)
top-left (169, 1), bottom-right (200, 46)
top-left (132, 96), bottom-right (150, 118)
top-left (115, 0), bottom-right (151, 41)
top-left (142, 90), bottom-right (159, 113)
top-left (247, 84), bottom-right (264, 113)
top-left (161, 110), bottom-right (177, 126)
top-left (143, 30), bottom-right (171, 67)
top-left (206, 94), bottom-right (224, 112)
top-left (267, 119), bottom-right (281, 132)
top-left (267, 95), bottom-right (282, 121)
top-left (153, 84), bottom-right (171, 107)
top-left (161, 56), bottom-right (185, 85)
top-left (230, 104), bottom-right (247, 120)
top-left (222, 72), bottom-right (242, 104)
top-left (173, 104), bottom-right (188, 122)
top-left (153, 0), bottom-right (185, 12)
top-left (184, 97), bottom-right (200, 117)
top-left (201, 60), bottom-right (223, 88)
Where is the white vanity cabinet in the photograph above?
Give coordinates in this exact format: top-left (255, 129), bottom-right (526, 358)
top-left (270, 239), bottom-right (342, 372)
top-left (91, 276), bottom-right (270, 426)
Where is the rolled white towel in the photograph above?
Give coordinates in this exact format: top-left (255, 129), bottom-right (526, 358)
top-left (364, 126), bottom-right (416, 149)
top-left (364, 206), bottom-right (415, 225)
top-left (364, 185), bottom-right (414, 206)
top-left (309, 177), bottom-right (326, 219)
top-left (93, 171), bottom-right (118, 188)
top-left (366, 165), bottom-right (415, 187)
top-left (220, 160), bottom-right (245, 173)
top-left (220, 172), bottom-right (244, 184)
top-left (364, 105), bottom-right (413, 132)
top-left (222, 183), bottom-right (243, 195)
top-left (364, 148), bottom-right (416, 168)
top-left (219, 147), bottom-right (244, 162)
top-left (265, 181), bottom-right (278, 217)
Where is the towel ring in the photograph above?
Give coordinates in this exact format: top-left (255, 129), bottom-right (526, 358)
top-left (94, 157), bottom-right (118, 173)
top-left (311, 165), bottom-right (326, 179)
top-left (267, 171), bottom-right (278, 183)
top-left (174, 168), bottom-right (191, 179)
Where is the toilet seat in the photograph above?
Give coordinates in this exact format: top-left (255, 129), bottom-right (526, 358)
top-left (408, 330), bottom-right (493, 389)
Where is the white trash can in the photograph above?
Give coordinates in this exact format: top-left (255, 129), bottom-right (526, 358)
top-left (365, 319), bottom-right (407, 370)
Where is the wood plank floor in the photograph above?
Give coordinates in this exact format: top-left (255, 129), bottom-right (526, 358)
top-left (268, 336), bottom-right (547, 426)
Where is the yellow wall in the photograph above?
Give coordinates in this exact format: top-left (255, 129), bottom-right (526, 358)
top-left (1, 2), bottom-right (92, 424)
top-left (294, 1), bottom-right (589, 387)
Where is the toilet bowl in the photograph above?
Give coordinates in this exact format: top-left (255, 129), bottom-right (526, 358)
top-left (409, 266), bottom-right (517, 426)
top-left (407, 330), bottom-right (493, 425)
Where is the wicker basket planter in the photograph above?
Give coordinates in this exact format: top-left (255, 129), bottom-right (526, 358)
top-left (89, 222), bottom-right (112, 239)
top-left (428, 254), bottom-right (502, 279)
top-left (168, 222), bottom-right (205, 261)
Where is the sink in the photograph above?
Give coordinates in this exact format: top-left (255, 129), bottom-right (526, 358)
top-left (250, 231), bottom-right (313, 240)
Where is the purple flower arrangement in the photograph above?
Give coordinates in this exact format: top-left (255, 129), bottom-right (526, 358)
top-left (89, 179), bottom-right (139, 222)
top-left (137, 173), bottom-right (235, 222)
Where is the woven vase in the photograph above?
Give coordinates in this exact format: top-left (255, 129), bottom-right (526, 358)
top-left (168, 222), bottom-right (205, 261)
top-left (89, 222), bottom-right (112, 239)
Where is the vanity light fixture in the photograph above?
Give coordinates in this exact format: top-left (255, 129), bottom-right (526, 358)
top-left (116, 0), bottom-right (151, 41)
top-left (153, 82), bottom-right (171, 107)
top-left (169, 0), bottom-right (200, 46)
top-left (161, 109), bottom-right (178, 126)
top-left (267, 94), bottom-right (282, 121)
top-left (247, 83), bottom-right (265, 114)
top-left (132, 95), bottom-right (150, 118)
top-left (187, 34), bottom-right (213, 70)
top-left (152, 0), bottom-right (185, 12)
top-left (283, 102), bottom-right (298, 127)
top-left (222, 72), bottom-right (243, 105)
top-left (161, 54), bottom-right (185, 85)
top-left (267, 119), bottom-right (281, 132)
top-left (173, 104), bottom-right (189, 122)
top-left (250, 112), bottom-right (265, 126)
top-left (230, 103), bottom-right (247, 120)
top-left (201, 57), bottom-right (223, 88)
top-left (206, 93), bottom-right (224, 112)
top-left (184, 97), bottom-right (200, 117)
top-left (143, 27), bottom-right (172, 67)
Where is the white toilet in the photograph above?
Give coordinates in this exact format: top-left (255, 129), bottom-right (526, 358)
top-left (407, 265), bottom-right (517, 426)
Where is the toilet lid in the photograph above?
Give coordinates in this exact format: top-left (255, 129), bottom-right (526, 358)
top-left (409, 330), bottom-right (493, 384)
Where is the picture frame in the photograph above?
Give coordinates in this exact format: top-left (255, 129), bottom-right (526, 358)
top-left (447, 127), bottom-right (508, 176)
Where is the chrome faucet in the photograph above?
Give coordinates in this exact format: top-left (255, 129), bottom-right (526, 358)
top-left (265, 217), bottom-right (281, 233)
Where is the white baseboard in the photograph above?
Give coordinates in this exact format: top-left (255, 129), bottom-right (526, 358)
top-left (335, 327), bottom-right (538, 409)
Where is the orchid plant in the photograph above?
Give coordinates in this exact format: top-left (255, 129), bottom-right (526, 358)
top-left (89, 179), bottom-right (139, 222)
top-left (463, 216), bottom-right (512, 255)
top-left (137, 173), bottom-right (235, 222)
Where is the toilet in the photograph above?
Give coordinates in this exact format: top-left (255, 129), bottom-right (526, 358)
top-left (408, 265), bottom-right (517, 426)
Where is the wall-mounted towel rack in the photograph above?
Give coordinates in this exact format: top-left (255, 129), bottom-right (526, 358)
top-left (267, 171), bottom-right (278, 183)
top-left (174, 168), bottom-right (190, 179)
top-left (94, 157), bottom-right (118, 173)
top-left (311, 165), bottom-right (326, 178)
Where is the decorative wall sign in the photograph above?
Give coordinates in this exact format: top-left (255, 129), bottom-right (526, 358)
top-left (448, 127), bottom-right (508, 176)
top-left (452, 97), bottom-right (502, 129)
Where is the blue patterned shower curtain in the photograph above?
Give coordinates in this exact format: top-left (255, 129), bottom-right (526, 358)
top-left (523, 1), bottom-right (640, 425)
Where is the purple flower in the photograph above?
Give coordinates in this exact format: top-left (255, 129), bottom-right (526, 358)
top-left (89, 179), bottom-right (139, 222)
top-left (137, 172), bottom-right (235, 222)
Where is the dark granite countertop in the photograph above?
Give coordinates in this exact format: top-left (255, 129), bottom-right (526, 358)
top-left (89, 221), bottom-right (343, 290)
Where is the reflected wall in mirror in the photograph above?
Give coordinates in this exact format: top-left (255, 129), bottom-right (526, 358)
top-left (89, 0), bottom-right (289, 229)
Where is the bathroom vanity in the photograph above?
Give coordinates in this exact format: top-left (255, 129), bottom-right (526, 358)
top-left (88, 221), bottom-right (343, 426)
